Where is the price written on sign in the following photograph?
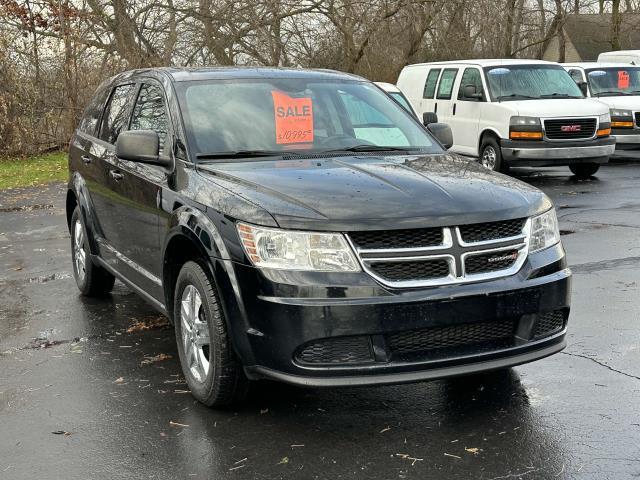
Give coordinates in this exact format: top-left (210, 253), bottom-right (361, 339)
top-left (272, 91), bottom-right (314, 145)
top-left (618, 70), bottom-right (630, 89)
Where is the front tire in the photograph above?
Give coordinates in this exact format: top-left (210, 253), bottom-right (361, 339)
top-left (174, 261), bottom-right (248, 407)
top-left (479, 137), bottom-right (507, 173)
top-left (70, 207), bottom-right (115, 296)
top-left (569, 163), bottom-right (600, 179)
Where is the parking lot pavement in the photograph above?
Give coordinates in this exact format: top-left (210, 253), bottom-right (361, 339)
top-left (1, 164), bottom-right (639, 480)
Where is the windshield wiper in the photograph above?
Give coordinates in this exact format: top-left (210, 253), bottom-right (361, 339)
top-left (196, 150), bottom-right (305, 161)
top-left (320, 145), bottom-right (416, 154)
top-left (595, 91), bottom-right (631, 97)
top-left (539, 93), bottom-right (582, 98)
top-left (496, 94), bottom-right (537, 101)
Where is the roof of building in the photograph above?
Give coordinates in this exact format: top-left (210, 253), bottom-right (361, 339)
top-left (561, 14), bottom-right (640, 61)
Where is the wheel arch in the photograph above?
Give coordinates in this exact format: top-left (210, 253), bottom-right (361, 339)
top-left (478, 128), bottom-right (502, 153)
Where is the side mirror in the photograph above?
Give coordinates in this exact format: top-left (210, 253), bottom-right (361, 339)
top-left (463, 84), bottom-right (483, 100)
top-left (427, 122), bottom-right (453, 150)
top-left (116, 130), bottom-right (171, 168)
top-left (577, 81), bottom-right (588, 96)
top-left (423, 111), bottom-right (438, 126)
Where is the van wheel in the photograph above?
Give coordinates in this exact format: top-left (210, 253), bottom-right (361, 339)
top-left (479, 138), bottom-right (506, 172)
top-left (174, 261), bottom-right (248, 407)
top-left (569, 163), bottom-right (600, 179)
top-left (70, 207), bottom-right (115, 296)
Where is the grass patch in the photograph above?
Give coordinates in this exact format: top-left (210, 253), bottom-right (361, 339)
top-left (0, 152), bottom-right (67, 190)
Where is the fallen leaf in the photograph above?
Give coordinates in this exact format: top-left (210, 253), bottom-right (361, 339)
top-left (278, 457), bottom-right (289, 465)
top-left (113, 377), bottom-right (124, 384)
top-left (140, 353), bottom-right (173, 366)
top-left (465, 447), bottom-right (482, 455)
top-left (169, 421), bottom-right (189, 427)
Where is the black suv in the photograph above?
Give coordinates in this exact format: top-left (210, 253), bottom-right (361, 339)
top-left (67, 68), bottom-right (571, 406)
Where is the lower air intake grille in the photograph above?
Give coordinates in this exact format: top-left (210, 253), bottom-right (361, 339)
top-left (533, 310), bottom-right (566, 338)
top-left (296, 336), bottom-right (373, 365)
top-left (369, 259), bottom-right (450, 281)
top-left (387, 319), bottom-right (516, 360)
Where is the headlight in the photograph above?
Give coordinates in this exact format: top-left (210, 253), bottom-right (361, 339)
top-left (610, 108), bottom-right (632, 118)
top-left (237, 223), bottom-right (360, 272)
top-left (529, 209), bottom-right (560, 253)
top-left (510, 116), bottom-right (540, 126)
top-left (598, 112), bottom-right (611, 124)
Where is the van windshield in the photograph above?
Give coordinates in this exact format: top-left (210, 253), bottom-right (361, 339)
top-left (585, 67), bottom-right (640, 96)
top-left (484, 65), bottom-right (583, 101)
top-left (176, 79), bottom-right (440, 159)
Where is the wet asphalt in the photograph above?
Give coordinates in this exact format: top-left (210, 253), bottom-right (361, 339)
top-left (0, 163), bottom-right (639, 480)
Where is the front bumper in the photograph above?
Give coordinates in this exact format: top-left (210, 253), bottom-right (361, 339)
top-left (501, 137), bottom-right (615, 166)
top-left (221, 243), bottom-right (571, 386)
top-left (612, 129), bottom-right (640, 149)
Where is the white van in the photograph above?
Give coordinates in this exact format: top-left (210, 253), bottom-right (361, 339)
top-left (397, 59), bottom-right (615, 178)
top-left (598, 50), bottom-right (640, 65)
top-left (564, 62), bottom-right (640, 153)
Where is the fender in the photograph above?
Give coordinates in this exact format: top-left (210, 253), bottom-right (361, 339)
top-left (69, 172), bottom-right (102, 256)
top-left (164, 205), bottom-right (256, 365)
top-left (478, 127), bottom-right (504, 154)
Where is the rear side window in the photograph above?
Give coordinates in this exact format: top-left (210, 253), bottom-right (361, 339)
top-left (78, 88), bottom-right (109, 136)
top-left (568, 69), bottom-right (584, 83)
top-left (436, 69), bottom-right (458, 100)
top-left (423, 69), bottom-right (441, 99)
top-left (130, 83), bottom-right (169, 154)
top-left (457, 68), bottom-right (484, 100)
top-left (99, 84), bottom-right (135, 145)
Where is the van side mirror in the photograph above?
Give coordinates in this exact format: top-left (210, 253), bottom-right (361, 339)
top-left (427, 123), bottom-right (453, 150)
top-left (577, 81), bottom-right (588, 96)
top-left (463, 84), bottom-right (483, 100)
top-left (116, 130), bottom-right (172, 168)
top-left (423, 112), bottom-right (438, 126)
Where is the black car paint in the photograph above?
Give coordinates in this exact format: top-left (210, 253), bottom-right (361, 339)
top-left (67, 67), bottom-right (570, 386)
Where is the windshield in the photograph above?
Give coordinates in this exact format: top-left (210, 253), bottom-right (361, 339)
top-left (484, 65), bottom-right (584, 101)
top-left (176, 79), bottom-right (440, 159)
top-left (388, 92), bottom-right (415, 115)
top-left (586, 67), bottom-right (640, 96)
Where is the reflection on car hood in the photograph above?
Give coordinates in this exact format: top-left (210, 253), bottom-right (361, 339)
top-left (196, 154), bottom-right (551, 230)
top-left (507, 98), bottom-right (608, 117)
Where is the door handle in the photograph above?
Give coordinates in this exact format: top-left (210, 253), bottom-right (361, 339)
top-left (453, 103), bottom-right (457, 115)
top-left (81, 155), bottom-right (91, 165)
top-left (434, 102), bottom-right (438, 113)
top-left (109, 169), bottom-right (124, 181)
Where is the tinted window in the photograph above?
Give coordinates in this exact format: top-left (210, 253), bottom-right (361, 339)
top-left (586, 67), bottom-right (640, 96)
top-left (176, 80), bottom-right (441, 156)
top-left (423, 69), bottom-right (441, 99)
top-left (436, 69), bottom-right (458, 100)
top-left (457, 68), bottom-right (484, 100)
top-left (568, 69), bottom-right (584, 83)
top-left (99, 84), bottom-right (135, 144)
top-left (78, 88), bottom-right (109, 136)
top-left (131, 83), bottom-right (169, 153)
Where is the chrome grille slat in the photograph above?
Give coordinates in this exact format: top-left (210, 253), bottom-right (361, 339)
top-left (347, 219), bottom-right (530, 288)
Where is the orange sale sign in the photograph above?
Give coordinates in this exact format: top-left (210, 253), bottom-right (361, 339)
top-left (272, 91), bottom-right (314, 145)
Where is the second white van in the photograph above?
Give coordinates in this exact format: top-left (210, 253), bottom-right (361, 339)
top-left (397, 60), bottom-right (615, 178)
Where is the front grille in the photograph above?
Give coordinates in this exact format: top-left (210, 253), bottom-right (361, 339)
top-left (387, 319), bottom-right (516, 360)
top-left (369, 259), bottom-right (450, 281)
top-left (348, 218), bottom-right (528, 288)
top-left (544, 118), bottom-right (597, 140)
top-left (349, 227), bottom-right (442, 249)
top-left (635, 112), bottom-right (640, 127)
top-left (459, 218), bottom-right (526, 243)
top-left (296, 336), bottom-right (373, 365)
top-left (465, 249), bottom-right (519, 275)
top-left (533, 310), bottom-right (566, 338)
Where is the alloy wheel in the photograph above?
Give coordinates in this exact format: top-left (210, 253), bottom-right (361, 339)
top-left (481, 146), bottom-right (498, 170)
top-left (180, 285), bottom-right (211, 383)
top-left (73, 219), bottom-right (87, 283)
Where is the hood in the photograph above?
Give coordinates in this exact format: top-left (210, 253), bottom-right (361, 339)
top-left (590, 95), bottom-right (640, 110)
top-left (505, 98), bottom-right (609, 117)
top-left (196, 154), bottom-right (551, 231)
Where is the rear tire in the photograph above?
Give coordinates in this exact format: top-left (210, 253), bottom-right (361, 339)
top-left (569, 163), bottom-right (600, 179)
top-left (70, 207), bottom-right (115, 297)
top-left (479, 137), bottom-right (508, 173)
top-left (174, 261), bottom-right (248, 407)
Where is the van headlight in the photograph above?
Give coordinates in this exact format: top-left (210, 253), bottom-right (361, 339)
top-left (529, 209), bottom-right (560, 253)
top-left (598, 112), bottom-right (611, 124)
top-left (237, 223), bottom-right (361, 271)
